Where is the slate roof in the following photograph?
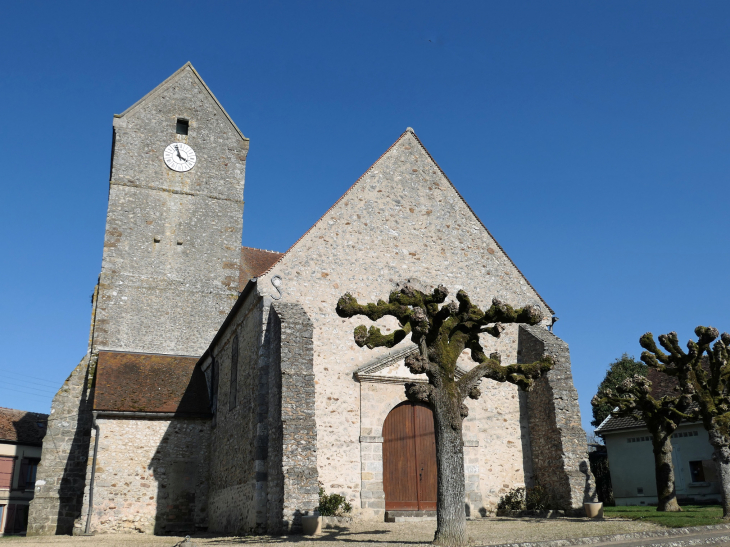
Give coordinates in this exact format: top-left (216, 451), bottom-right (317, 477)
top-left (595, 367), bottom-right (695, 434)
top-left (0, 407), bottom-right (48, 446)
top-left (595, 413), bottom-right (646, 433)
top-left (240, 246), bottom-right (284, 290)
top-left (94, 351), bottom-right (211, 416)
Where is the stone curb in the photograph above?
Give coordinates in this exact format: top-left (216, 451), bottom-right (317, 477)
top-left (481, 523), bottom-right (730, 547)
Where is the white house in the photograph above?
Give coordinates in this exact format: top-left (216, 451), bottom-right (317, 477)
top-left (595, 368), bottom-right (721, 506)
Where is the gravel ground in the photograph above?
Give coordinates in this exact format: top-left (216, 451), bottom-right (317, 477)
top-left (0, 517), bottom-right (661, 546)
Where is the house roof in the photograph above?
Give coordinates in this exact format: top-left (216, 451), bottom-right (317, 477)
top-left (94, 351), bottom-right (211, 416)
top-left (595, 413), bottom-right (646, 433)
top-left (116, 62), bottom-right (248, 142)
top-left (240, 246), bottom-right (283, 290)
top-left (256, 127), bottom-right (553, 314)
top-left (0, 407), bottom-right (48, 446)
top-left (595, 368), bottom-right (691, 434)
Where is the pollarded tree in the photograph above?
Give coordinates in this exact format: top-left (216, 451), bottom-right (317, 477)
top-left (639, 326), bottom-right (730, 517)
top-left (591, 354), bottom-right (647, 428)
top-left (336, 283), bottom-right (554, 547)
top-left (592, 373), bottom-right (693, 512)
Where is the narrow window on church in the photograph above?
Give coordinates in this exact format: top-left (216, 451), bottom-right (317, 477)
top-left (229, 335), bottom-right (238, 410)
top-left (210, 355), bottom-right (219, 424)
top-left (176, 118), bottom-right (189, 135)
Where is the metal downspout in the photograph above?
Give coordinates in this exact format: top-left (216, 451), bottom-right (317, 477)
top-left (84, 412), bottom-right (100, 535)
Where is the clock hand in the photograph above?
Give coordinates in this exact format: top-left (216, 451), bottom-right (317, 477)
top-left (175, 145), bottom-right (186, 161)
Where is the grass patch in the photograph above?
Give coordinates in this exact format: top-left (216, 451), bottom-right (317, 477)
top-left (604, 504), bottom-right (725, 528)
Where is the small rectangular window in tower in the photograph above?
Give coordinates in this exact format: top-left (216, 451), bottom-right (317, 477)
top-left (176, 118), bottom-right (189, 135)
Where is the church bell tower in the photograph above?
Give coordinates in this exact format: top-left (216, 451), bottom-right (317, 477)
top-left (92, 62), bottom-right (248, 356)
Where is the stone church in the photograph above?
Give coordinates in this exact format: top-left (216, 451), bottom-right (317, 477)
top-left (27, 63), bottom-right (595, 536)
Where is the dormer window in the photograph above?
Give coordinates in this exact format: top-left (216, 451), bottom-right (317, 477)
top-left (176, 118), bottom-right (189, 135)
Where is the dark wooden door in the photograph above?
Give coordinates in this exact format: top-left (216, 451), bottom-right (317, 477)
top-left (383, 402), bottom-right (437, 511)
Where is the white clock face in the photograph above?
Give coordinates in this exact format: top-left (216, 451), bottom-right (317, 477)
top-left (164, 143), bottom-right (197, 172)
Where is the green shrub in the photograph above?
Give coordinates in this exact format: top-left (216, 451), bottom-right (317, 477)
top-left (317, 487), bottom-right (352, 516)
top-left (498, 484), bottom-right (553, 512)
top-left (497, 487), bottom-right (526, 511)
top-left (525, 484), bottom-right (550, 511)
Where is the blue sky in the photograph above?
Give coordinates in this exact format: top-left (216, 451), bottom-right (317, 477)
top-left (1, 1), bottom-right (730, 437)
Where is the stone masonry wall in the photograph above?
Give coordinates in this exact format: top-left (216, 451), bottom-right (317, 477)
top-left (27, 354), bottom-right (95, 536)
top-left (206, 291), bottom-right (319, 534)
top-left (268, 303), bottom-right (318, 533)
top-left (80, 417), bottom-right (210, 535)
top-left (258, 129), bottom-right (548, 512)
top-left (518, 324), bottom-right (597, 513)
top-left (31, 65), bottom-right (248, 536)
top-left (95, 64), bottom-right (246, 357)
top-left (206, 291), bottom-right (267, 534)
top-left (472, 323), bottom-right (533, 514)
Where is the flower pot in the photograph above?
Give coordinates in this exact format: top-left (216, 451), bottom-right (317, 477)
top-left (584, 502), bottom-right (603, 518)
top-left (301, 514), bottom-right (322, 535)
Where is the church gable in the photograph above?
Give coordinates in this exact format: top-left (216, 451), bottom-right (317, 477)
top-left (117, 62), bottom-right (246, 141)
top-left (111, 62), bottom-right (248, 202)
top-left (259, 128), bottom-right (551, 322)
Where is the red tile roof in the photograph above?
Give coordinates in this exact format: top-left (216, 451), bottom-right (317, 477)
top-left (0, 407), bottom-right (48, 445)
top-left (94, 351), bottom-right (211, 416)
top-left (240, 246), bottom-right (283, 290)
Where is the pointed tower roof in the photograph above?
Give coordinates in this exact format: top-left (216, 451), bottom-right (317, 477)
top-left (260, 128), bottom-right (553, 314)
top-left (115, 62), bottom-right (248, 141)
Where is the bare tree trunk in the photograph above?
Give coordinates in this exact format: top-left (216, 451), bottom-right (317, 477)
top-left (651, 435), bottom-right (681, 512)
top-left (710, 439), bottom-right (730, 519)
top-left (432, 386), bottom-right (468, 547)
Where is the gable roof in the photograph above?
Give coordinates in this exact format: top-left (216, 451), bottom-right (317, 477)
top-left (240, 246), bottom-right (284, 290)
top-left (94, 351), bottom-right (211, 416)
top-left (115, 62), bottom-right (248, 142)
top-left (0, 407), bottom-right (48, 446)
top-left (258, 128), bottom-right (553, 314)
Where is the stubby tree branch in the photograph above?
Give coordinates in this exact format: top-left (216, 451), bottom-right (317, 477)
top-left (637, 325), bottom-right (730, 518)
top-left (336, 285), bottom-right (553, 407)
top-left (593, 372), bottom-right (693, 512)
top-left (337, 283), bottom-right (555, 547)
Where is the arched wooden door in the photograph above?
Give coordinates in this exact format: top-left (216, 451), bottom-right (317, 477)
top-left (382, 402), bottom-right (437, 511)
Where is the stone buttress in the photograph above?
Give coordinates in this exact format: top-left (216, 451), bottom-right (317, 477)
top-left (519, 324), bottom-right (598, 512)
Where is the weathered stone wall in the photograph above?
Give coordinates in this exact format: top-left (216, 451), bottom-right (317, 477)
top-left (206, 291), bottom-right (267, 534)
top-left (257, 129), bottom-right (551, 512)
top-left (518, 324), bottom-right (597, 512)
top-left (268, 303), bottom-right (318, 533)
top-left (206, 292), bottom-right (319, 534)
top-left (472, 323), bottom-right (532, 514)
top-left (94, 64), bottom-right (247, 357)
top-left (80, 417), bottom-right (210, 534)
top-left (27, 354), bottom-right (95, 536)
top-left (31, 64), bottom-right (249, 536)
